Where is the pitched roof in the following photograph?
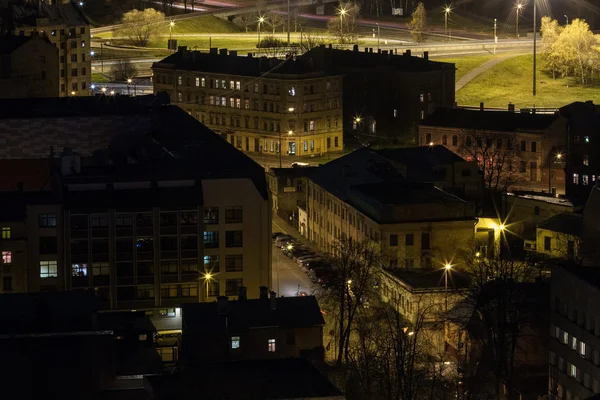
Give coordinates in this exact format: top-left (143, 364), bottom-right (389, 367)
top-left (350, 181), bottom-right (466, 207)
top-left (537, 212), bottom-right (583, 237)
top-left (182, 296), bottom-right (325, 334)
top-left (0, 35), bottom-right (33, 54)
top-left (421, 107), bottom-right (560, 132)
top-left (12, 2), bottom-right (88, 28)
top-left (144, 358), bottom-right (342, 399)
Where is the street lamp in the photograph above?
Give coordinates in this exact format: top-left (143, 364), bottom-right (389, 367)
top-left (564, 15), bottom-right (569, 25)
top-left (516, 3), bottom-right (523, 38)
top-left (169, 21), bottom-right (175, 52)
top-left (493, 18), bottom-right (497, 55)
top-left (204, 272), bottom-right (213, 298)
top-left (127, 78), bottom-right (132, 95)
top-left (101, 87), bottom-right (107, 94)
top-left (257, 16), bottom-right (265, 45)
top-left (339, 7), bottom-right (347, 38)
top-left (444, 6), bottom-right (451, 40)
top-left (444, 263), bottom-right (452, 351)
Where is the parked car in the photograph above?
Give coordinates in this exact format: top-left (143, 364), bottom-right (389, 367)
top-left (309, 267), bottom-right (336, 286)
top-left (302, 259), bottom-right (330, 271)
top-left (295, 254), bottom-right (319, 264)
top-left (274, 235), bottom-right (293, 246)
top-left (276, 238), bottom-right (296, 249)
top-left (272, 232), bottom-right (288, 240)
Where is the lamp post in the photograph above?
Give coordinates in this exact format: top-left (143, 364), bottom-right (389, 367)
top-left (564, 14), bottom-right (569, 25)
top-left (376, 22), bottom-right (380, 51)
top-left (287, 0), bottom-right (291, 46)
top-left (257, 16), bottom-right (265, 45)
top-left (204, 272), bottom-right (212, 300)
top-left (516, 3), bottom-right (523, 38)
top-left (444, 263), bottom-right (452, 351)
top-left (339, 7), bottom-right (347, 38)
top-left (549, 153), bottom-right (563, 193)
top-left (127, 78), bottom-right (132, 95)
top-left (169, 21), bottom-right (175, 52)
top-left (533, 0), bottom-right (537, 96)
top-left (493, 18), bottom-right (497, 55)
top-left (444, 7), bottom-right (451, 40)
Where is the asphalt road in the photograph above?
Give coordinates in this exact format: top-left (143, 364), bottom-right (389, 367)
top-left (272, 220), bottom-right (313, 298)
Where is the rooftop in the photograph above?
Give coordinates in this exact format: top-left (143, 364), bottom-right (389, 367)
top-left (11, 2), bottom-right (89, 28)
top-left (559, 265), bottom-right (600, 292)
top-left (537, 212), bottom-right (583, 237)
top-left (144, 358), bottom-right (342, 399)
top-left (505, 192), bottom-right (576, 207)
top-left (153, 48), bottom-right (336, 78)
top-left (351, 181), bottom-right (467, 207)
top-left (421, 107), bottom-right (561, 132)
top-left (182, 296), bottom-right (325, 333)
top-left (0, 35), bottom-right (42, 54)
top-left (385, 268), bottom-right (471, 290)
top-left (305, 45), bottom-right (455, 73)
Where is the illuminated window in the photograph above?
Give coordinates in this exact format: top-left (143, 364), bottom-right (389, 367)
top-left (231, 336), bottom-right (240, 349)
top-left (573, 173), bottom-right (580, 184)
top-left (581, 341), bottom-right (587, 357)
top-left (288, 86), bottom-right (296, 96)
top-left (177, 76), bottom-right (182, 85)
top-left (1, 227), bottom-right (10, 239)
top-left (40, 260), bottom-right (58, 278)
top-left (201, 77), bottom-right (205, 87)
top-left (92, 262), bottom-right (110, 276)
top-left (230, 80), bottom-right (235, 89)
top-left (236, 81), bottom-right (241, 90)
top-left (268, 338), bottom-right (276, 352)
top-left (585, 136), bottom-right (590, 143)
top-left (1, 251), bottom-right (11, 264)
top-left (72, 263), bottom-right (87, 277)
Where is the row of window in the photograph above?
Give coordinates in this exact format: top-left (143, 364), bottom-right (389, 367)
top-left (389, 233), bottom-right (431, 249)
top-left (69, 207), bottom-right (242, 230)
top-left (25, 27), bottom-right (86, 38)
top-left (230, 336), bottom-right (289, 352)
top-left (572, 173), bottom-right (597, 186)
top-left (166, 74), bottom-right (339, 96)
top-left (554, 296), bottom-right (600, 336)
top-left (425, 133), bottom-right (540, 153)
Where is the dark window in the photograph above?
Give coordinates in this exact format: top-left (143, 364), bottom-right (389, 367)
top-left (160, 212), bottom-right (177, 227)
top-left (203, 207), bottom-right (219, 224)
top-left (70, 239), bottom-right (88, 255)
top-left (225, 231), bottom-right (243, 247)
top-left (531, 141), bottom-right (537, 152)
top-left (181, 260), bottom-right (198, 274)
top-left (286, 332), bottom-right (296, 345)
top-left (225, 255), bottom-right (243, 271)
top-left (91, 214), bottom-right (108, 228)
top-left (421, 232), bottom-right (430, 249)
top-left (136, 213), bottom-right (152, 227)
top-left (160, 236), bottom-right (178, 251)
top-left (389, 234), bottom-right (398, 247)
top-left (161, 260), bottom-right (177, 275)
top-left (117, 287), bottom-right (135, 301)
top-left (92, 240), bottom-right (109, 255)
top-left (520, 141), bottom-right (527, 152)
top-left (544, 236), bottom-right (551, 251)
top-left (70, 215), bottom-right (88, 230)
top-left (180, 236), bottom-right (198, 250)
top-left (465, 136), bottom-right (472, 147)
top-left (225, 206), bottom-right (243, 223)
top-left (180, 211), bottom-right (198, 225)
top-left (519, 161), bottom-right (527, 173)
top-left (161, 285), bottom-right (178, 298)
top-left (137, 262), bottom-right (153, 276)
top-left (405, 234), bottom-right (414, 246)
top-left (204, 231), bottom-right (219, 248)
top-left (181, 284), bottom-right (198, 297)
top-left (116, 262), bottom-right (133, 277)
top-left (226, 278), bottom-right (243, 296)
top-left (534, 206), bottom-right (540, 216)
top-left (442, 135), bottom-right (447, 145)
top-left (71, 68), bottom-right (77, 77)
top-left (208, 281), bottom-right (220, 296)
top-left (116, 214), bottom-right (133, 227)
top-left (40, 237), bottom-right (58, 254)
top-left (136, 237), bottom-right (154, 253)
top-left (3, 277), bottom-right (12, 291)
top-left (452, 135), bottom-right (458, 146)
top-left (136, 285), bottom-right (154, 300)
top-left (39, 214), bottom-right (57, 227)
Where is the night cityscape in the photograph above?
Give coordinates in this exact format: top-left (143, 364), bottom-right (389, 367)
top-left (1, 0), bottom-right (600, 398)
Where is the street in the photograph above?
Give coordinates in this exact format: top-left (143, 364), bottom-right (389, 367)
top-left (272, 219), bottom-right (313, 298)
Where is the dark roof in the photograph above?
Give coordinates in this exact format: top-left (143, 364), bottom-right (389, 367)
top-left (385, 268), bottom-right (471, 290)
top-left (0, 191), bottom-right (58, 221)
top-left (144, 358), bottom-right (342, 399)
top-left (0, 291), bottom-right (97, 335)
top-left (376, 145), bottom-right (466, 165)
top-left (12, 2), bottom-right (89, 28)
top-left (0, 35), bottom-right (34, 54)
top-left (537, 212), bottom-right (583, 237)
top-left (559, 265), bottom-right (600, 291)
top-left (154, 49), bottom-right (336, 78)
top-left (269, 166), bottom-right (319, 178)
top-left (305, 45), bottom-right (455, 73)
top-left (182, 296), bottom-right (325, 334)
top-left (97, 312), bottom-right (156, 333)
top-left (421, 107), bottom-right (560, 132)
top-left (351, 181), bottom-right (466, 206)
top-left (0, 94), bottom-right (268, 200)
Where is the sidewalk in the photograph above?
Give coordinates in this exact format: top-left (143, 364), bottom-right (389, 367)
top-left (272, 213), bottom-right (315, 251)
top-left (455, 53), bottom-right (520, 91)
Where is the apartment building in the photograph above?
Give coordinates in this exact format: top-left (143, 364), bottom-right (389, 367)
top-left (152, 47), bottom-right (344, 158)
top-left (419, 107), bottom-right (566, 192)
top-left (549, 265), bottom-right (600, 400)
top-left (304, 148), bottom-right (477, 268)
top-left (306, 45), bottom-right (456, 142)
top-left (0, 35), bottom-right (59, 98)
top-left (11, 1), bottom-right (91, 96)
top-left (0, 95), bottom-right (271, 309)
top-left (560, 101), bottom-right (600, 205)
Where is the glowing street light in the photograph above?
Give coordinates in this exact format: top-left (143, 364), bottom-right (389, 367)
top-left (498, 224), bottom-right (505, 231)
top-left (288, 107), bottom-right (295, 112)
top-left (516, 3), bottom-right (523, 38)
top-left (444, 6), bottom-right (451, 40)
top-left (101, 87), bottom-right (107, 93)
top-left (169, 20), bottom-right (175, 52)
top-left (203, 272), bottom-right (213, 298)
top-left (90, 84), bottom-right (96, 90)
top-left (110, 90), bottom-right (115, 95)
top-left (90, 50), bottom-right (95, 57)
top-left (257, 16), bottom-right (265, 45)
top-left (339, 7), bottom-right (347, 36)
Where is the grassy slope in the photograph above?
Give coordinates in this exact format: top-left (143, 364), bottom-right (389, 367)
top-left (456, 54), bottom-right (600, 108)
top-left (435, 54), bottom-right (497, 83)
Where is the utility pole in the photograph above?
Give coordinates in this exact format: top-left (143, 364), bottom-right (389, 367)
top-left (493, 18), bottom-right (497, 55)
top-left (377, 23), bottom-right (380, 51)
top-left (287, 0), bottom-right (290, 46)
top-left (533, 0), bottom-right (537, 96)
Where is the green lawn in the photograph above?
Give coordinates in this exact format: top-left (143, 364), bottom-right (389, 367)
top-left (456, 54), bottom-right (600, 108)
top-left (436, 54), bottom-right (497, 82)
top-left (91, 73), bottom-right (110, 83)
top-left (148, 36), bottom-right (259, 53)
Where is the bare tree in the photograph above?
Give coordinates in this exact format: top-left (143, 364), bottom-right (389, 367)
top-left (320, 239), bottom-right (382, 367)
top-left (109, 59), bottom-right (139, 82)
top-left (235, 12), bottom-right (254, 33)
top-left (458, 131), bottom-right (526, 192)
top-left (118, 8), bottom-right (165, 47)
top-left (300, 31), bottom-right (325, 53)
top-left (327, 1), bottom-right (360, 44)
top-left (456, 245), bottom-right (538, 400)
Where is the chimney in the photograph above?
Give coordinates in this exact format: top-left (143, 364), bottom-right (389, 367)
top-left (378, 48), bottom-right (381, 54)
top-left (229, 50), bottom-right (238, 57)
top-left (364, 47), bottom-right (368, 53)
top-left (405, 50), bottom-right (411, 56)
top-left (423, 51), bottom-right (429, 60)
top-left (479, 102), bottom-right (484, 111)
top-left (508, 103), bottom-right (515, 112)
top-left (328, 43), bottom-right (332, 49)
top-left (369, 48), bottom-right (373, 53)
top-left (209, 47), bottom-right (218, 55)
top-left (178, 46), bottom-right (187, 53)
top-left (248, 53), bottom-right (253, 58)
top-left (382, 50), bottom-right (388, 56)
top-left (259, 286), bottom-right (268, 300)
top-left (217, 296), bottom-right (228, 314)
top-left (238, 286), bottom-right (247, 300)
top-left (219, 48), bottom-right (228, 56)
top-left (353, 44), bottom-right (358, 52)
